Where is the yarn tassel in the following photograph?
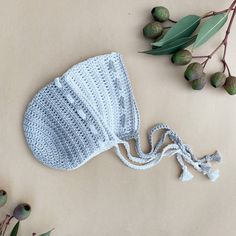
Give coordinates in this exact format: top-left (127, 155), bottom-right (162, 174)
top-left (115, 123), bottom-right (221, 182)
top-left (201, 151), bottom-right (222, 163)
top-left (199, 163), bottom-right (211, 174)
top-left (207, 169), bottom-right (220, 182)
top-left (209, 151), bottom-right (222, 162)
top-left (179, 167), bottom-right (194, 182)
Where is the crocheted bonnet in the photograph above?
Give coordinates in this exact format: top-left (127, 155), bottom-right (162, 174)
top-left (23, 52), bottom-right (221, 182)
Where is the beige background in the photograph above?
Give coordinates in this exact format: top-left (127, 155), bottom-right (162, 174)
top-left (0, 0), bottom-right (236, 235)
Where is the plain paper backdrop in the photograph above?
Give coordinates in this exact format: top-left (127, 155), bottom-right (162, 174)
top-left (0, 0), bottom-right (236, 235)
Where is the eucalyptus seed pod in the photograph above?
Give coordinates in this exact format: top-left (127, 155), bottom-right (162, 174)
top-left (184, 62), bottom-right (204, 81)
top-left (13, 203), bottom-right (31, 221)
top-left (151, 6), bottom-right (170, 22)
top-left (210, 72), bottom-right (226, 88)
top-left (171, 50), bottom-right (192, 66)
top-left (191, 73), bottom-right (207, 90)
top-left (0, 190), bottom-right (7, 208)
top-left (224, 76), bottom-right (236, 95)
top-left (143, 22), bottom-right (163, 39)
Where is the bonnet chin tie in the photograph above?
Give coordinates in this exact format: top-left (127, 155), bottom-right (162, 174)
top-left (23, 52), bottom-right (221, 182)
top-left (114, 123), bottom-right (221, 182)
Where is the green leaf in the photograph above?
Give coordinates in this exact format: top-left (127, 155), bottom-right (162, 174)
top-left (142, 35), bottom-right (197, 55)
top-left (39, 228), bottom-right (54, 236)
top-left (194, 13), bottom-right (228, 48)
top-left (10, 221), bottom-right (20, 236)
top-left (152, 15), bottom-right (201, 47)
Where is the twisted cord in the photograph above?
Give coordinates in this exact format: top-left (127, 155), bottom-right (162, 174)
top-left (115, 123), bottom-right (221, 182)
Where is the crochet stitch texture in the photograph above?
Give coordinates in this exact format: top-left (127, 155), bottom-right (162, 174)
top-left (23, 52), bottom-right (221, 182)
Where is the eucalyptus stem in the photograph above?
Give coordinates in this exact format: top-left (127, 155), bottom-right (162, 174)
top-left (0, 215), bottom-right (10, 235)
top-left (1, 216), bottom-right (14, 236)
top-left (169, 1), bottom-right (236, 23)
top-left (202, 7), bottom-right (235, 19)
top-left (193, 0), bottom-right (236, 75)
top-left (221, 0), bottom-right (236, 75)
top-left (168, 18), bottom-right (177, 23)
top-left (192, 55), bottom-right (209, 59)
top-left (230, 0), bottom-right (236, 10)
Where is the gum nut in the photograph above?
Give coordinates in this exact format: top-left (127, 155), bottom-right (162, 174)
top-left (184, 62), bottom-right (204, 81)
top-left (171, 50), bottom-right (192, 65)
top-left (0, 190), bottom-right (7, 208)
top-left (210, 72), bottom-right (226, 88)
top-left (151, 6), bottom-right (170, 22)
top-left (13, 203), bottom-right (31, 221)
top-left (191, 73), bottom-right (207, 90)
top-left (224, 76), bottom-right (236, 95)
top-left (143, 22), bottom-right (163, 39)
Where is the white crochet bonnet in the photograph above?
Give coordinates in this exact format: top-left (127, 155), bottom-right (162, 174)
top-left (23, 52), bottom-right (221, 182)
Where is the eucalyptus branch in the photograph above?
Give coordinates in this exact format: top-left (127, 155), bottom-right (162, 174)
top-left (170, 4), bottom-right (236, 22)
top-left (196, 2), bottom-right (236, 76)
top-left (0, 189), bottom-right (54, 236)
top-left (141, 1), bottom-right (236, 94)
top-left (202, 7), bottom-right (235, 19)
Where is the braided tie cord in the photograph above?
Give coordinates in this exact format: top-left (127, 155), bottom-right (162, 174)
top-left (114, 123), bottom-right (221, 182)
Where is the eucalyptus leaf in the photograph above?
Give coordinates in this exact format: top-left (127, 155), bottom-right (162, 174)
top-left (10, 221), bottom-right (20, 236)
top-left (39, 229), bottom-right (54, 236)
top-left (194, 13), bottom-right (228, 48)
top-left (152, 15), bottom-right (201, 47)
top-left (142, 35), bottom-right (197, 55)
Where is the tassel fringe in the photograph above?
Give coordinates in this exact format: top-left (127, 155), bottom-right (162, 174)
top-left (179, 168), bottom-right (194, 182)
top-left (115, 123), bottom-right (221, 182)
